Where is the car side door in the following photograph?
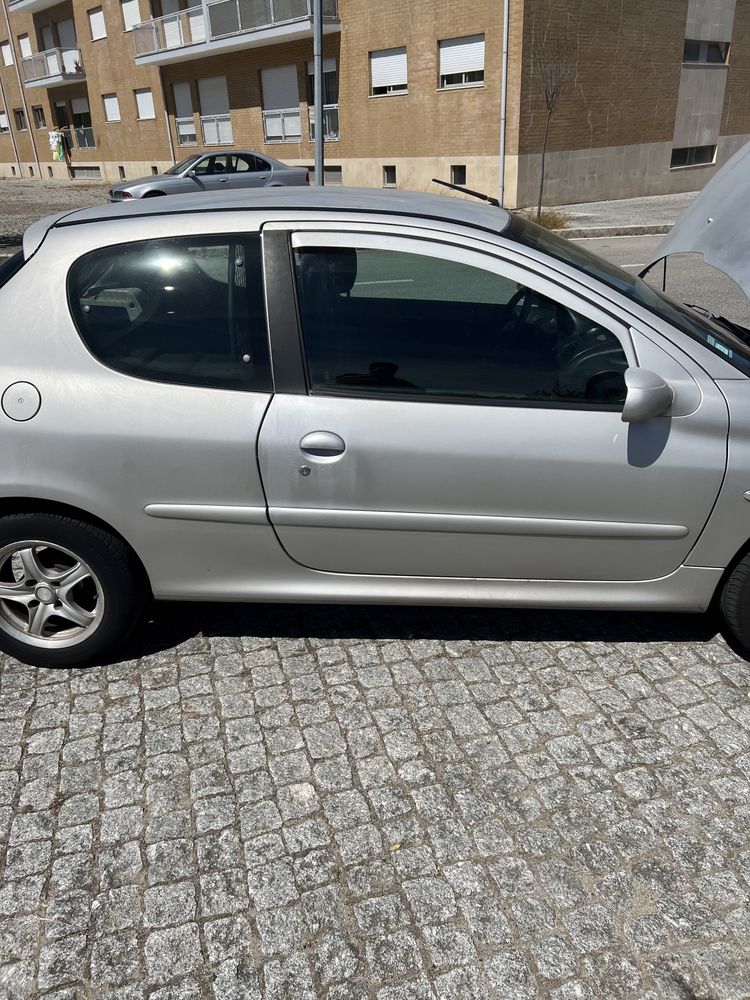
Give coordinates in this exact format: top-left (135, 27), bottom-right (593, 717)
top-left (229, 154), bottom-right (272, 188)
top-left (257, 229), bottom-right (728, 582)
top-left (186, 154), bottom-right (231, 192)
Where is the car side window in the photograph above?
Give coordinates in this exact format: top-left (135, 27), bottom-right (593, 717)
top-left (293, 246), bottom-right (628, 407)
top-left (69, 235), bottom-right (272, 392)
top-left (191, 156), bottom-right (213, 175)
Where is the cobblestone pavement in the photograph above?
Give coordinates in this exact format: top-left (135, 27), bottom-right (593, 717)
top-left (1, 603), bottom-right (749, 1000)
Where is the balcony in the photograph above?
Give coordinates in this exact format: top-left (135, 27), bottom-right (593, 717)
top-left (134, 0), bottom-right (339, 66)
top-left (9, 0), bottom-right (62, 14)
top-left (308, 103), bottom-right (339, 141)
top-left (21, 47), bottom-right (85, 88)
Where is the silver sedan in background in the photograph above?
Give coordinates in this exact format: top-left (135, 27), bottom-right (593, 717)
top-left (108, 151), bottom-right (309, 201)
top-left (3, 142), bottom-right (750, 667)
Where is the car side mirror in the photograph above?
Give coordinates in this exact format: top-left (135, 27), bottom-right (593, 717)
top-left (187, 169), bottom-right (196, 177)
top-left (621, 367), bottom-right (674, 423)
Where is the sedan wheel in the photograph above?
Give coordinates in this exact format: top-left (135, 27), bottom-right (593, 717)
top-left (0, 515), bottom-right (145, 667)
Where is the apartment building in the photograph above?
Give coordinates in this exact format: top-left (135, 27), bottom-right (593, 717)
top-left (0, 0), bottom-right (747, 207)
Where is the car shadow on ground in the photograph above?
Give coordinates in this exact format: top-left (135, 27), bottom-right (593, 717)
top-left (113, 601), bottom-right (738, 666)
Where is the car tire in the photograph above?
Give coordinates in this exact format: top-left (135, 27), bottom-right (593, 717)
top-left (0, 514), bottom-right (146, 668)
top-left (719, 551), bottom-right (750, 653)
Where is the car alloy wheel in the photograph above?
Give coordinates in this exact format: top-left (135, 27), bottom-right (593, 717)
top-left (0, 539), bottom-right (104, 648)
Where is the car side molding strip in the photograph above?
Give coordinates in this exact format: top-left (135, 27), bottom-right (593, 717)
top-left (145, 504), bottom-right (269, 525)
top-left (269, 507), bottom-right (689, 540)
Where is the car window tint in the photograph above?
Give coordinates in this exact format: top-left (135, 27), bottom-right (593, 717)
top-left (69, 235), bottom-right (271, 392)
top-left (191, 157), bottom-right (212, 175)
top-left (233, 155), bottom-right (253, 172)
top-left (294, 247), bottom-right (628, 407)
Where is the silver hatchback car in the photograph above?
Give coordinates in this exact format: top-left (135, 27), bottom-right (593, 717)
top-left (2, 169), bottom-right (750, 667)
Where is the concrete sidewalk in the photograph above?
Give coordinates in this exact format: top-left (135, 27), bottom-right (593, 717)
top-left (551, 190), bottom-right (699, 238)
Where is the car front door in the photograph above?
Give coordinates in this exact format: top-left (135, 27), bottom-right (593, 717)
top-left (229, 154), bottom-right (272, 188)
top-left (187, 154), bottom-right (231, 192)
top-left (257, 230), bottom-right (728, 581)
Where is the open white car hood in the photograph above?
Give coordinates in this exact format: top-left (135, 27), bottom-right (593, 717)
top-left (646, 140), bottom-right (750, 297)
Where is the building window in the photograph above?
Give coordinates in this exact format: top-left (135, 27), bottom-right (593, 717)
top-left (103, 94), bottom-right (121, 122)
top-left (13, 109), bottom-right (27, 132)
top-left (151, 165), bottom-right (158, 174)
top-left (0, 41), bottom-right (13, 67)
top-left (451, 164), bottom-right (467, 185)
top-left (88, 7), bottom-right (107, 40)
top-left (670, 144), bottom-right (717, 168)
top-left (439, 34), bottom-right (485, 88)
top-left (121, 0), bottom-right (141, 31)
top-left (18, 34), bottom-right (32, 59)
top-left (173, 81), bottom-right (196, 146)
top-left (135, 88), bottom-right (156, 120)
top-left (683, 39), bottom-right (729, 63)
top-left (118, 165), bottom-right (125, 179)
top-left (32, 105), bottom-right (46, 129)
top-left (383, 164), bottom-right (397, 187)
top-left (0, 111), bottom-right (9, 133)
top-left (260, 66), bottom-right (300, 143)
top-left (370, 47), bottom-right (407, 96)
top-left (47, 166), bottom-right (53, 177)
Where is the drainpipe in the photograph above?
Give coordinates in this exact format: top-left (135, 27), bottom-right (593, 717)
top-left (0, 65), bottom-right (22, 176)
top-left (498, 0), bottom-right (510, 206)
top-left (312, 0), bottom-right (323, 185)
top-left (0, 0), bottom-right (42, 179)
top-left (157, 65), bottom-right (176, 165)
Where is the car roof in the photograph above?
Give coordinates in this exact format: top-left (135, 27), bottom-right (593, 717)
top-left (24, 187), bottom-right (511, 257)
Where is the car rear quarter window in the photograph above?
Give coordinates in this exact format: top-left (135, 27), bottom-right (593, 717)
top-left (68, 235), bottom-right (271, 392)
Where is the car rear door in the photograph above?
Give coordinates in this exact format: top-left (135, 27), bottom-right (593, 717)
top-left (257, 228), bottom-right (728, 582)
top-left (229, 154), bottom-right (272, 188)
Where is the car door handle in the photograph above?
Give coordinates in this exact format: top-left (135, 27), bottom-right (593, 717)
top-left (219, 177), bottom-right (229, 183)
top-left (299, 431), bottom-right (346, 457)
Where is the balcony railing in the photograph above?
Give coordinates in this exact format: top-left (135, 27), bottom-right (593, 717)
top-left (21, 46), bottom-right (84, 84)
top-left (200, 113), bottom-right (233, 145)
top-left (134, 0), bottom-right (337, 56)
top-left (133, 8), bottom-right (206, 56)
top-left (308, 103), bottom-right (339, 141)
top-left (207, 0), bottom-right (336, 40)
top-left (263, 107), bottom-right (302, 143)
top-left (176, 115), bottom-right (197, 146)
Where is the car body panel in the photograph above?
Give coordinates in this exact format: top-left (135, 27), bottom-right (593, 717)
top-left (1, 188), bottom-right (746, 618)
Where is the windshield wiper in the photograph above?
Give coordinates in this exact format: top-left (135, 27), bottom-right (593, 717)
top-left (686, 304), bottom-right (750, 345)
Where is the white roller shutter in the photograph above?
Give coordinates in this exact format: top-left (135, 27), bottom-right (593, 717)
top-left (1, 42), bottom-right (13, 66)
top-left (71, 96), bottom-right (90, 114)
top-left (439, 35), bottom-right (485, 76)
top-left (370, 47), bottom-right (407, 88)
top-left (135, 88), bottom-right (155, 119)
top-left (121, 0), bottom-right (141, 31)
top-left (88, 7), bottom-right (107, 39)
top-left (18, 35), bottom-right (32, 59)
top-left (103, 93), bottom-right (121, 121)
top-left (260, 64), bottom-right (299, 110)
top-left (0, 112), bottom-right (8, 130)
top-left (198, 75), bottom-right (230, 116)
top-left (173, 81), bottom-right (193, 118)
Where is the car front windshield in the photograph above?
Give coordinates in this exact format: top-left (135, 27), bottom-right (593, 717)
top-left (164, 155), bottom-right (201, 175)
top-left (507, 214), bottom-right (750, 377)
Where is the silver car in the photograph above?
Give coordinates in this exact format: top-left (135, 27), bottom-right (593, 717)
top-left (3, 157), bottom-right (750, 667)
top-left (107, 151), bottom-right (309, 201)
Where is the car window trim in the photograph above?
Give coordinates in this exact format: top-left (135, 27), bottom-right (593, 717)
top-left (286, 230), bottom-right (636, 408)
top-left (261, 228), bottom-right (307, 394)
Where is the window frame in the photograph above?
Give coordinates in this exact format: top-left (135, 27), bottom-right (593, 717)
top-left (13, 108), bottom-right (27, 131)
top-left (287, 230), bottom-right (636, 412)
top-left (0, 41), bottom-right (13, 67)
top-left (88, 6), bottom-right (107, 40)
top-left (102, 93), bottom-right (121, 122)
top-left (66, 232), bottom-right (273, 394)
top-left (369, 47), bottom-right (408, 97)
top-left (683, 38), bottom-right (729, 64)
top-left (134, 87), bottom-right (155, 120)
top-left (32, 105), bottom-right (46, 129)
top-left (438, 34), bottom-right (485, 90)
top-left (670, 144), bottom-right (717, 169)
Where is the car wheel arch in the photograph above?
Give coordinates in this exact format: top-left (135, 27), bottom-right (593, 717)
top-left (0, 497), bottom-right (151, 597)
top-left (143, 190), bottom-right (165, 198)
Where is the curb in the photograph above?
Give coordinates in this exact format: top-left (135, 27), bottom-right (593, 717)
top-left (554, 224), bottom-right (672, 240)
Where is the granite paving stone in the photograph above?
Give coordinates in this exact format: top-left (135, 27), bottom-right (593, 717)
top-left (0, 603), bottom-right (748, 996)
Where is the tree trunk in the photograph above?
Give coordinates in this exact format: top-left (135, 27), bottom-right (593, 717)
top-left (536, 109), bottom-right (552, 223)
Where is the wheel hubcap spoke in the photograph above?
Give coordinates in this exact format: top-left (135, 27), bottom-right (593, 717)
top-left (55, 597), bottom-right (95, 629)
top-left (18, 546), bottom-right (49, 584)
top-left (56, 562), bottom-right (91, 598)
top-left (0, 583), bottom-right (36, 606)
top-left (27, 602), bottom-right (53, 637)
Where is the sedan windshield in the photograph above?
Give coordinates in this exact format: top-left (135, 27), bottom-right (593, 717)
top-left (164, 155), bottom-right (201, 175)
top-left (507, 214), bottom-right (750, 377)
